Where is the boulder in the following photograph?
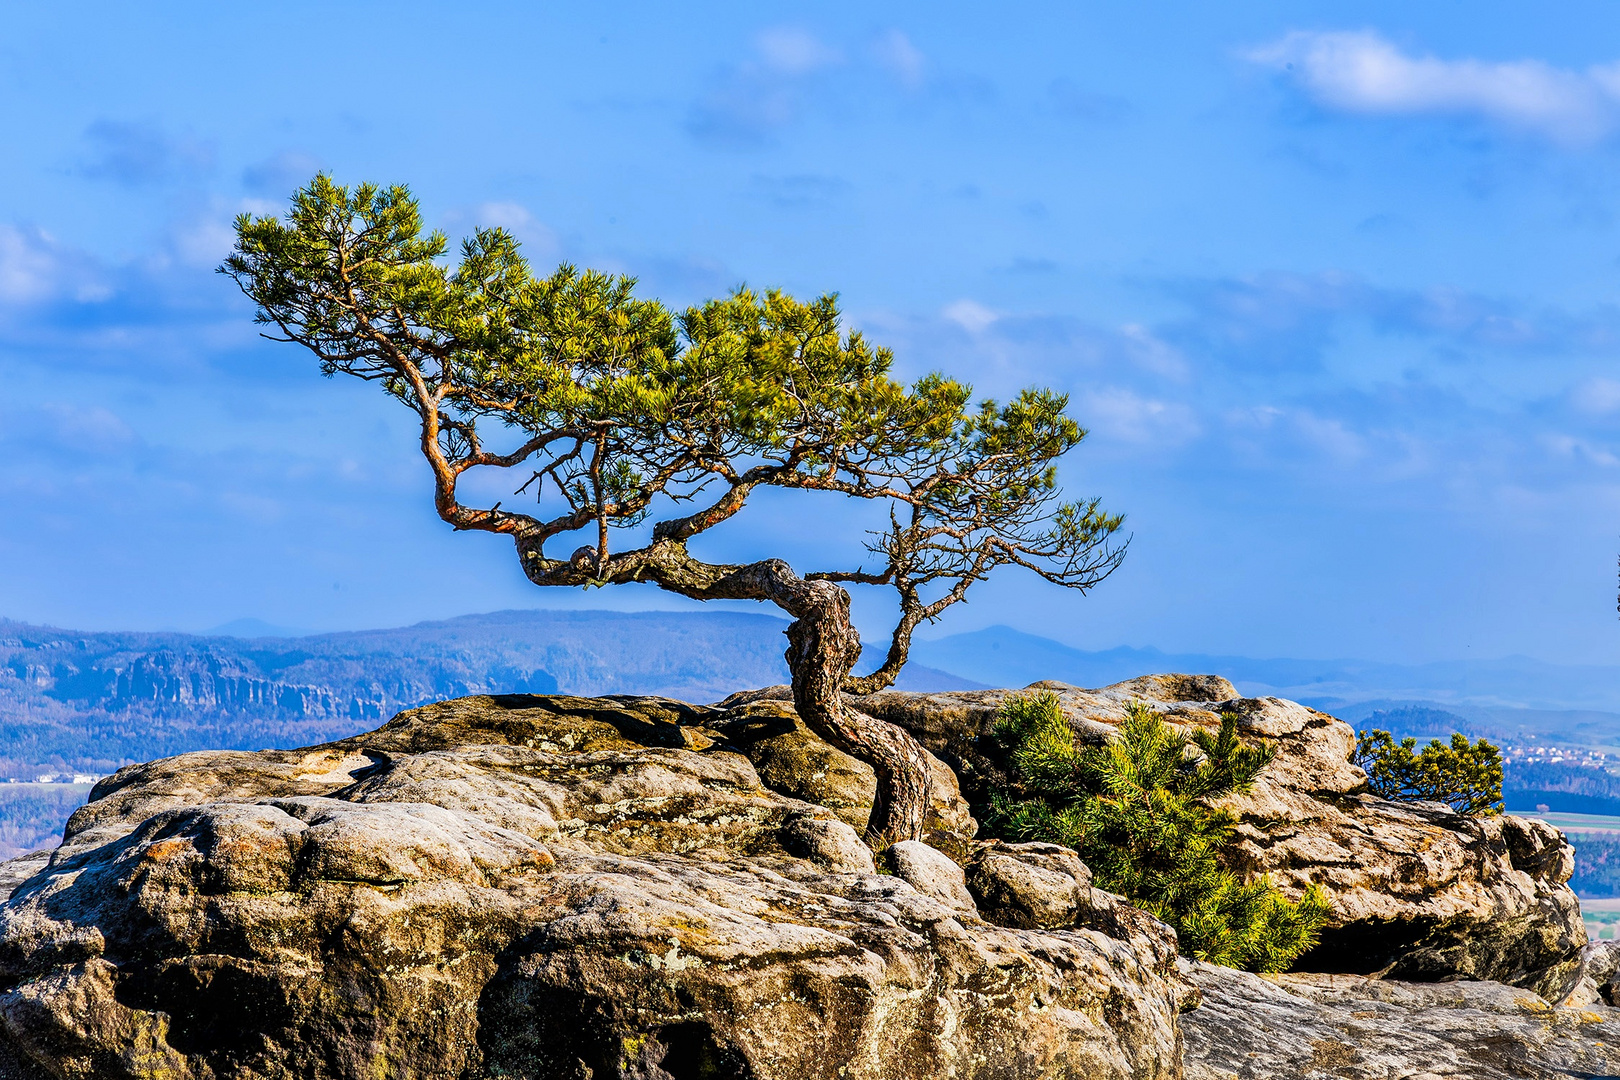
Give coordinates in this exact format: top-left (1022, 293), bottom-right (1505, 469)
top-left (1557, 939), bottom-right (1620, 1009)
top-left (0, 693), bottom-right (1187, 1080)
top-left (840, 677), bottom-right (1587, 1000)
top-left (778, 812), bottom-right (875, 875)
top-left (1181, 959), bottom-right (1620, 1079)
top-left (0, 854), bottom-right (49, 903)
top-left (967, 843), bottom-right (1091, 930)
top-left (885, 840), bottom-right (975, 914)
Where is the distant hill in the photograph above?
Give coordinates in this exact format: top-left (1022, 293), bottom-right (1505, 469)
top-left (3, 608), bottom-right (1620, 858)
top-left (911, 625), bottom-right (1620, 718)
top-left (0, 610), bottom-right (977, 778)
top-left (6, 609), bottom-right (1618, 786)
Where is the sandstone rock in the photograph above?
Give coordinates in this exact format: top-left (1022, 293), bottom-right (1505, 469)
top-left (1181, 959), bottom-right (1620, 1079)
top-left (0, 693), bottom-right (1187, 1080)
top-left (844, 678), bottom-right (1587, 999)
top-left (1559, 939), bottom-right (1620, 1009)
top-left (711, 701), bottom-right (878, 831)
top-left (778, 813), bottom-right (875, 874)
top-left (966, 841), bottom-right (1091, 929)
top-left (961, 841), bottom-right (1173, 961)
top-left (0, 854), bottom-right (49, 902)
top-left (885, 839), bottom-right (976, 914)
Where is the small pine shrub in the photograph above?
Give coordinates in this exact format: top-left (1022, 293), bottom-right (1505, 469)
top-left (987, 692), bottom-right (1331, 973)
top-left (1353, 729), bottom-right (1502, 815)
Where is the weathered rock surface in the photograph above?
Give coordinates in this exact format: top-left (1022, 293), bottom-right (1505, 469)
top-left (834, 677), bottom-right (1586, 1000)
top-left (1557, 939), bottom-right (1620, 1010)
top-left (885, 840), bottom-right (976, 914)
top-left (0, 678), bottom-right (1602, 1079)
top-left (1180, 960), bottom-right (1620, 1080)
top-left (0, 693), bottom-right (1186, 1080)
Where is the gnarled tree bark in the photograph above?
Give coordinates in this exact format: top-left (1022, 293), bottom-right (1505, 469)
top-left (780, 580), bottom-right (933, 848)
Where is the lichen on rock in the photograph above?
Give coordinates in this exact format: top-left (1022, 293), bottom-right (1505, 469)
top-left (0, 692), bottom-right (1186, 1080)
top-left (0, 678), bottom-right (1600, 1079)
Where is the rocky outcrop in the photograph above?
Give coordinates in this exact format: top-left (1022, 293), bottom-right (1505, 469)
top-left (830, 676), bottom-right (1586, 1000)
top-left (0, 694), bottom-right (1186, 1080)
top-left (1180, 960), bottom-right (1620, 1079)
top-left (1556, 939), bottom-right (1620, 1009)
top-left (0, 677), bottom-right (1598, 1079)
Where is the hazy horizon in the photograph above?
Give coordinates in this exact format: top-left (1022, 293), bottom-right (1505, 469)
top-left (10, 604), bottom-right (1620, 679)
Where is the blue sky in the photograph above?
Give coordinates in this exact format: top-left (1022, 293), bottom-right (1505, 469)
top-left (4, 1), bottom-right (1620, 665)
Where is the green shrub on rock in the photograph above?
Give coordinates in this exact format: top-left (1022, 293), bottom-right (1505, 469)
top-left (1352, 729), bottom-right (1502, 815)
top-left (986, 692), bottom-right (1331, 972)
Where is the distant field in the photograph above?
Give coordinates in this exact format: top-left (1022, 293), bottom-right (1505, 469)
top-left (1522, 811), bottom-right (1620, 835)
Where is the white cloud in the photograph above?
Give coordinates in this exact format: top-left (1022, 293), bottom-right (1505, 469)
top-left (1290, 410), bottom-right (1366, 462)
top-left (1544, 433), bottom-right (1620, 468)
top-left (1117, 323), bottom-right (1189, 379)
top-left (0, 226), bottom-right (109, 304)
top-left (873, 29), bottom-right (924, 89)
top-left (1570, 377), bottom-right (1620, 416)
top-left (455, 202), bottom-right (562, 263)
top-left (1077, 387), bottom-right (1200, 446)
top-left (0, 226), bottom-right (63, 303)
top-left (39, 404), bottom-right (136, 451)
top-left (1249, 30), bottom-right (1620, 143)
top-left (1227, 404), bottom-right (1366, 464)
top-left (171, 218), bottom-right (237, 268)
top-left (162, 198), bottom-right (287, 270)
top-left (687, 29), bottom-right (842, 146)
top-left (941, 298), bottom-right (999, 334)
top-left (755, 27), bottom-right (840, 76)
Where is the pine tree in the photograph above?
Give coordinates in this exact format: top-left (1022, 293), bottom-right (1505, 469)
top-left (220, 177), bottom-right (1128, 848)
top-left (988, 692), bottom-right (1331, 972)
top-left (1353, 729), bottom-right (1502, 815)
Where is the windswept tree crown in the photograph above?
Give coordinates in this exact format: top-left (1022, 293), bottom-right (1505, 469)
top-left (221, 176), bottom-right (1125, 693)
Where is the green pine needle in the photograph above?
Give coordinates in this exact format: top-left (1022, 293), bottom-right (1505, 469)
top-left (986, 692), bottom-right (1331, 973)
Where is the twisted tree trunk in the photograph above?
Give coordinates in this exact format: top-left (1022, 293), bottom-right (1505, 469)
top-left (782, 579), bottom-right (935, 848)
top-left (514, 539), bottom-right (936, 848)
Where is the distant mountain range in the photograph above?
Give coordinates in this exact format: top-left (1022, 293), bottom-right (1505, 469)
top-left (0, 610), bottom-right (974, 778)
top-left (910, 626), bottom-right (1620, 716)
top-left (4, 610), bottom-right (1619, 783)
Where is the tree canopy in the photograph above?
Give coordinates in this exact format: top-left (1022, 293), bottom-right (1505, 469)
top-left (222, 176), bottom-right (1127, 845)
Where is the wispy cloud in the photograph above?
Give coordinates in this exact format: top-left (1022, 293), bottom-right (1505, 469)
top-left (686, 26), bottom-right (945, 147)
top-left (0, 226), bottom-right (109, 305)
top-left (872, 29), bottom-right (924, 90)
top-left (749, 173), bottom-right (850, 209)
top-left (441, 202), bottom-right (563, 264)
top-left (79, 120), bottom-right (214, 185)
top-left (1249, 30), bottom-right (1620, 144)
top-left (686, 27), bottom-right (845, 146)
top-left (1046, 79), bottom-right (1129, 122)
top-left (1158, 271), bottom-right (1620, 371)
top-left (755, 27), bottom-right (842, 76)
top-left (941, 298), bottom-right (1000, 334)
top-left (241, 151), bottom-right (322, 195)
top-left (1077, 387), bottom-right (1201, 447)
